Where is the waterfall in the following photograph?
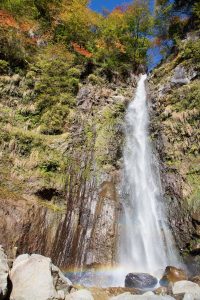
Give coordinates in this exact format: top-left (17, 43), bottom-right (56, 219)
top-left (118, 74), bottom-right (180, 279)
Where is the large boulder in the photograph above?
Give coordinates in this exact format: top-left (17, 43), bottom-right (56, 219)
top-left (125, 273), bottom-right (157, 289)
top-left (171, 66), bottom-right (191, 85)
top-left (10, 254), bottom-right (72, 300)
top-left (110, 291), bottom-right (175, 299)
top-left (183, 294), bottom-right (195, 300)
top-left (160, 266), bottom-right (187, 287)
top-left (172, 281), bottom-right (200, 299)
top-left (0, 246), bottom-right (9, 299)
top-left (65, 289), bottom-right (94, 300)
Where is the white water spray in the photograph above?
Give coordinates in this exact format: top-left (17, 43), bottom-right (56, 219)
top-left (118, 74), bottom-right (180, 279)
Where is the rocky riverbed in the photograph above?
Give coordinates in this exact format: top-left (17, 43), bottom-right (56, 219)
top-left (1, 246), bottom-right (200, 300)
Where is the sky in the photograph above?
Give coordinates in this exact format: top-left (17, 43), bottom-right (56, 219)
top-left (89, 0), bottom-right (155, 14)
top-left (89, 0), bottom-right (161, 70)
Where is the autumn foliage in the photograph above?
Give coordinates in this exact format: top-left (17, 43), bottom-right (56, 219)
top-left (0, 10), bottom-right (18, 28)
top-left (0, 0), bottom-right (154, 72)
top-left (71, 42), bottom-right (93, 58)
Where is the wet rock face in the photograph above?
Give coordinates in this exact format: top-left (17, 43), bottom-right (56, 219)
top-left (0, 190), bottom-right (65, 261)
top-left (52, 170), bottom-right (121, 269)
top-left (0, 72), bottom-right (137, 271)
top-left (125, 273), bottom-right (158, 289)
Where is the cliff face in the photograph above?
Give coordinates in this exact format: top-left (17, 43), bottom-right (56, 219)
top-left (0, 27), bottom-right (199, 274)
top-left (0, 68), bottom-right (137, 269)
top-left (149, 31), bottom-right (200, 272)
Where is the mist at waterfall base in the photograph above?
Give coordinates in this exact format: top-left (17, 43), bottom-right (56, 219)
top-left (66, 74), bottom-right (181, 288)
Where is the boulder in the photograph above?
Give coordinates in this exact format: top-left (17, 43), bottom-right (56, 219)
top-left (110, 291), bottom-right (175, 299)
top-left (172, 280), bottom-right (200, 299)
top-left (183, 294), bottom-right (195, 300)
top-left (171, 66), bottom-right (190, 85)
top-left (160, 266), bottom-right (187, 286)
top-left (154, 286), bottom-right (168, 296)
top-left (65, 289), bottom-right (94, 300)
top-left (0, 246), bottom-right (9, 299)
top-left (10, 254), bottom-right (72, 300)
top-left (192, 211), bottom-right (200, 223)
top-left (191, 275), bottom-right (200, 286)
top-left (110, 293), bottom-right (133, 300)
top-left (125, 273), bottom-right (158, 289)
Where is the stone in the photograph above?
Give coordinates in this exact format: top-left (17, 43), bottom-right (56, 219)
top-left (110, 293), bottom-right (133, 300)
top-left (125, 273), bottom-right (158, 289)
top-left (65, 289), bottom-right (94, 300)
top-left (160, 266), bottom-right (188, 286)
top-left (183, 294), bottom-right (194, 300)
top-left (154, 286), bottom-right (168, 296)
top-left (10, 254), bottom-right (72, 300)
top-left (112, 95), bottom-right (125, 102)
top-left (190, 240), bottom-right (200, 254)
top-left (110, 291), bottom-right (175, 299)
top-left (172, 280), bottom-right (200, 299)
top-left (191, 275), bottom-right (200, 286)
top-left (0, 245), bottom-right (9, 299)
top-left (89, 287), bottom-right (140, 299)
top-left (192, 211), bottom-right (200, 223)
top-left (171, 66), bottom-right (190, 85)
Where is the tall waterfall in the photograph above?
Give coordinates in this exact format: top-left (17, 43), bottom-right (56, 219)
top-left (119, 74), bottom-right (180, 278)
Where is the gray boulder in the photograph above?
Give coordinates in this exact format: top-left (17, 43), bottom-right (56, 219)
top-left (171, 66), bottom-right (197, 85)
top-left (0, 246), bottom-right (9, 299)
top-left (183, 294), bottom-right (195, 300)
top-left (125, 273), bottom-right (157, 289)
top-left (110, 291), bottom-right (175, 299)
top-left (10, 254), bottom-right (72, 300)
top-left (172, 280), bottom-right (200, 299)
top-left (65, 289), bottom-right (94, 300)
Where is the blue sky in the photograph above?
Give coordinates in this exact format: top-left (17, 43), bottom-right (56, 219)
top-left (89, 0), bottom-right (155, 14)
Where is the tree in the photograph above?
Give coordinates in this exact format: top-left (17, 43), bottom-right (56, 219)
top-left (154, 0), bottom-right (197, 57)
top-left (55, 0), bottom-right (101, 46)
top-left (95, 0), bottom-right (153, 72)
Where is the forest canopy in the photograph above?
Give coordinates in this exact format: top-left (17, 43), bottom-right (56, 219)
top-left (0, 0), bottom-right (199, 75)
top-left (0, 0), bottom-right (154, 75)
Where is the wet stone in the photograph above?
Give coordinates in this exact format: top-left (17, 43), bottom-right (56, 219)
top-left (125, 273), bottom-right (158, 289)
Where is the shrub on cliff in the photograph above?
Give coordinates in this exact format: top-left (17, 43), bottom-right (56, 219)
top-left (0, 59), bottom-right (9, 74)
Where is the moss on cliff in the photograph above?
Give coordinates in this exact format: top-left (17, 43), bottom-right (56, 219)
top-left (150, 31), bottom-right (200, 257)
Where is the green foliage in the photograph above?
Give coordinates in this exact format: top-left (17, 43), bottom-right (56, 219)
top-left (0, 0), bottom-right (153, 74)
top-left (88, 74), bottom-right (103, 85)
top-left (154, 0), bottom-right (198, 56)
top-left (181, 40), bottom-right (200, 62)
top-left (39, 160), bottom-right (59, 172)
top-left (193, 2), bottom-right (200, 26)
top-left (0, 27), bottom-right (31, 67)
top-left (40, 105), bottom-right (70, 135)
top-left (1, 0), bottom-right (38, 18)
top-left (187, 168), bottom-right (200, 210)
top-left (67, 67), bottom-right (81, 78)
top-left (170, 81), bottom-right (200, 112)
top-left (0, 59), bottom-right (9, 74)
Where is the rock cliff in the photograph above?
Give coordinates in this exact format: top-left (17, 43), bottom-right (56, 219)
top-left (0, 68), bottom-right (137, 269)
top-left (149, 31), bottom-right (200, 272)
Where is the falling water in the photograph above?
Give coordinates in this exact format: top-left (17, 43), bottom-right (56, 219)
top-left (118, 74), bottom-right (180, 279)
